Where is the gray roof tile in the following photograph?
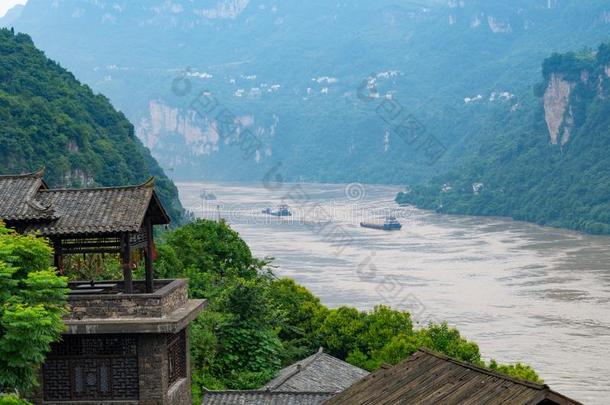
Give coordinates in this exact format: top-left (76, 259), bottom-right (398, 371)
top-left (0, 169), bottom-right (170, 235)
top-left (264, 348), bottom-right (369, 393)
top-left (0, 168), bottom-right (55, 221)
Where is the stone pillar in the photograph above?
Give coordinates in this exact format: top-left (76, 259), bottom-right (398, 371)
top-left (138, 334), bottom-right (168, 405)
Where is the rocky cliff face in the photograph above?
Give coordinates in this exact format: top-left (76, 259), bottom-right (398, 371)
top-left (136, 99), bottom-right (278, 173)
top-left (542, 47), bottom-right (610, 146)
top-left (137, 100), bottom-right (219, 156)
top-left (543, 74), bottom-right (574, 145)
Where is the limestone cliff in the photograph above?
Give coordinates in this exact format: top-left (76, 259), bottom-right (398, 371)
top-left (137, 100), bottom-right (220, 156)
top-left (136, 99), bottom-right (278, 169)
top-left (543, 74), bottom-right (573, 145)
top-left (542, 46), bottom-right (610, 146)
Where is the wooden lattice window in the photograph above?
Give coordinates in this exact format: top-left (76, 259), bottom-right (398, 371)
top-left (167, 329), bottom-right (187, 386)
top-left (43, 335), bottom-right (139, 402)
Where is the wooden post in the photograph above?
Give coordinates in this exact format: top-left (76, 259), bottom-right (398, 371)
top-left (144, 218), bottom-right (154, 293)
top-left (121, 233), bottom-right (133, 294)
top-left (53, 238), bottom-right (63, 274)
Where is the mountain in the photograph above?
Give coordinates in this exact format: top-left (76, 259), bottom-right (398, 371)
top-left (0, 28), bottom-right (184, 222)
top-left (398, 41), bottom-right (610, 235)
top-left (0, 4), bottom-right (24, 27)
top-left (5, 0), bottom-right (610, 183)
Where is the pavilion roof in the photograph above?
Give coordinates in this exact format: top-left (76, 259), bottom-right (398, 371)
top-left (0, 169), bottom-right (170, 236)
top-left (0, 168), bottom-right (54, 222)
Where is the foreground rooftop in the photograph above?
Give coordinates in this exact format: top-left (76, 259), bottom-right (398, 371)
top-left (325, 348), bottom-right (582, 405)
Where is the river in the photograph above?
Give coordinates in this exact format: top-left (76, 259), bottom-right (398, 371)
top-left (177, 181), bottom-right (610, 404)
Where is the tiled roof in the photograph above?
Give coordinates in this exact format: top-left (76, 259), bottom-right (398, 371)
top-left (264, 348), bottom-right (369, 393)
top-left (0, 169), bottom-right (170, 235)
top-left (324, 348), bottom-right (583, 405)
top-left (0, 168), bottom-right (54, 221)
top-left (202, 391), bottom-right (333, 405)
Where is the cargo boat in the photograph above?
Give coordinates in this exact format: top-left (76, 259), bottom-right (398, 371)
top-left (360, 216), bottom-right (402, 231)
top-left (262, 204), bottom-right (292, 217)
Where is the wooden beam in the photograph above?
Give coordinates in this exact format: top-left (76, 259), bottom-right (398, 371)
top-left (144, 218), bottom-right (154, 293)
top-left (121, 233), bottom-right (133, 294)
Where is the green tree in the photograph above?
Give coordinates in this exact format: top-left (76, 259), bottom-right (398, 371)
top-left (267, 278), bottom-right (329, 365)
top-left (0, 223), bottom-right (68, 395)
top-left (488, 360), bottom-right (543, 383)
top-left (155, 219), bottom-right (264, 281)
top-left (318, 307), bottom-right (365, 359)
top-left (319, 305), bottom-right (413, 370)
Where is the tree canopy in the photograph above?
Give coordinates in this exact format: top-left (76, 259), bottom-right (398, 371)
top-left (0, 223), bottom-right (68, 396)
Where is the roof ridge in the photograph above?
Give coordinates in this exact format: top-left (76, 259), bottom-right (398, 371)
top-left (266, 347), bottom-right (326, 390)
top-left (301, 347), bottom-right (325, 371)
top-left (37, 177), bottom-right (156, 193)
top-left (0, 167), bottom-right (45, 179)
top-left (25, 197), bottom-right (54, 214)
top-left (416, 348), bottom-right (548, 390)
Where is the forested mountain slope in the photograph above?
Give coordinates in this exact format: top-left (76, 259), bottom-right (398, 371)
top-left (0, 28), bottom-right (183, 221)
top-left (5, 0), bottom-right (610, 183)
top-left (398, 42), bottom-right (610, 234)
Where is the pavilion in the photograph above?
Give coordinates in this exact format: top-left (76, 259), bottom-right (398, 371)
top-left (0, 169), bottom-right (205, 405)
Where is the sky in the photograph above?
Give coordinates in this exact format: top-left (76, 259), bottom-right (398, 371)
top-left (0, 0), bottom-right (27, 18)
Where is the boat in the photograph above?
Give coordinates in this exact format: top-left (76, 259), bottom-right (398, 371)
top-left (200, 190), bottom-right (217, 200)
top-left (262, 204), bottom-right (292, 217)
top-left (360, 216), bottom-right (402, 231)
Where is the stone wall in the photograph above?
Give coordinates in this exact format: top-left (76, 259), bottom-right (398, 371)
top-left (67, 280), bottom-right (188, 320)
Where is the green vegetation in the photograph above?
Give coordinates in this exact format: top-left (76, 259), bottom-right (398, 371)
top-left (0, 223), bottom-right (68, 398)
top-left (155, 219), bottom-right (541, 403)
top-left (398, 41), bottom-right (610, 235)
top-left (0, 28), bottom-right (183, 222)
top-left (0, 394), bottom-right (31, 405)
